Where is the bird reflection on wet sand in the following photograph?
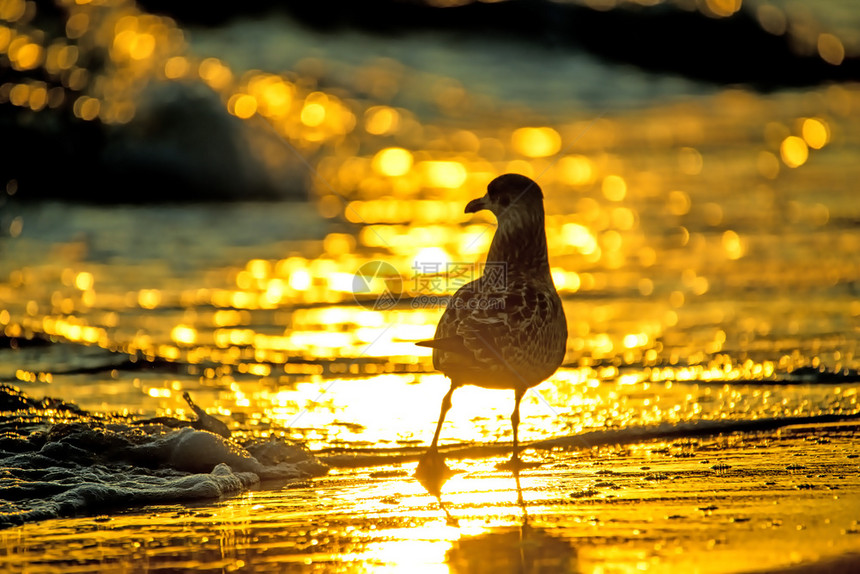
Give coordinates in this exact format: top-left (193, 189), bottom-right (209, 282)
top-left (413, 445), bottom-right (573, 571)
top-left (448, 522), bottom-right (578, 574)
top-left (413, 450), bottom-right (459, 525)
top-left (414, 449), bottom-right (529, 526)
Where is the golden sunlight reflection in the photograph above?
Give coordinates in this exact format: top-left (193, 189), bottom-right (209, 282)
top-left (818, 33), bottom-right (845, 66)
top-left (704, 0), bottom-right (742, 18)
top-left (365, 105), bottom-right (401, 135)
top-left (780, 135), bottom-right (808, 168)
top-left (6, 0), bottom-right (848, 294)
top-left (557, 154), bottom-right (594, 186)
top-left (601, 175), bottom-right (627, 201)
top-left (361, 535), bottom-right (453, 574)
top-left (2, 10), bottom-right (860, 573)
top-left (801, 117), bottom-right (829, 149)
top-left (127, 348), bottom-right (850, 453)
top-left (373, 147), bottom-right (414, 177)
top-left (420, 161), bottom-right (468, 189)
top-left (511, 126), bottom-right (562, 158)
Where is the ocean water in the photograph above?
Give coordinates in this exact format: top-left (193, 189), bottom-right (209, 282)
top-left (2, 0), bottom-right (860, 572)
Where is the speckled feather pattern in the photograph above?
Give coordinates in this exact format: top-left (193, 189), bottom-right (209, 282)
top-left (431, 272), bottom-right (566, 389)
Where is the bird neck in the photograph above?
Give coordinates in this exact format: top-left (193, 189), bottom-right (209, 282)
top-left (485, 209), bottom-right (550, 275)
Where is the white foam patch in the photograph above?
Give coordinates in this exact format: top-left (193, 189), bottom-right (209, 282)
top-left (0, 424), bottom-right (328, 528)
top-left (1, 463), bottom-right (259, 527)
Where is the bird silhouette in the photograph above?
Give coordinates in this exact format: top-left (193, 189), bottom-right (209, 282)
top-left (415, 173), bottom-right (567, 486)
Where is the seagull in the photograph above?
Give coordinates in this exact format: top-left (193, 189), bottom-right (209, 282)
top-left (415, 173), bottom-right (567, 480)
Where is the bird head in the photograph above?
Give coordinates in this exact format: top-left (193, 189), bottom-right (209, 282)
top-left (465, 173), bottom-right (544, 219)
top-left (465, 174), bottom-right (550, 270)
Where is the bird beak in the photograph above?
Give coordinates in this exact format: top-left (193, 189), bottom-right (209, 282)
top-left (464, 194), bottom-right (489, 214)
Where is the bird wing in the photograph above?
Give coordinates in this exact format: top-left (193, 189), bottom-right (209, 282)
top-left (417, 284), bottom-right (539, 375)
top-left (463, 289), bottom-right (543, 368)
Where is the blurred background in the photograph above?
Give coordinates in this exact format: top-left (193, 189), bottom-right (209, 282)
top-left (0, 0), bottom-right (858, 444)
top-left (2, 0), bottom-right (858, 200)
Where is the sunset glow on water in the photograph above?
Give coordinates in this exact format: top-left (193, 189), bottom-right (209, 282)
top-left (2, 0), bottom-right (860, 572)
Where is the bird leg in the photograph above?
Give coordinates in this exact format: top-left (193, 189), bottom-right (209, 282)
top-left (497, 388), bottom-right (540, 472)
top-left (510, 387), bottom-right (525, 467)
top-left (415, 383), bottom-right (456, 497)
top-left (428, 383), bottom-right (455, 454)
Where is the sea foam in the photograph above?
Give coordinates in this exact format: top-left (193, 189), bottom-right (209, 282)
top-left (0, 387), bottom-right (328, 528)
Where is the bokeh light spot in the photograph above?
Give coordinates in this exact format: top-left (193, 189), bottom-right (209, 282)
top-left (412, 247), bottom-right (451, 274)
top-left (780, 136), bottom-right (808, 168)
top-left (511, 127), bottom-right (561, 158)
top-left (722, 230), bottom-right (745, 260)
top-left (557, 155), bottom-right (594, 186)
top-left (0, 0), bottom-right (26, 22)
top-left (678, 147), bottom-right (703, 175)
top-left (817, 33), bottom-right (845, 66)
top-left (11, 42), bottom-right (42, 70)
top-left (164, 56), bottom-right (189, 79)
top-left (365, 105), bottom-right (400, 135)
top-left (704, 0), bottom-right (741, 18)
top-left (757, 5), bottom-right (787, 35)
top-left (602, 175), bottom-right (627, 201)
top-left (73, 96), bottom-right (100, 121)
top-left (756, 151), bottom-right (780, 179)
top-left (171, 325), bottom-right (197, 346)
top-left (75, 272), bottom-right (93, 291)
top-left (301, 102), bottom-right (326, 127)
top-left (228, 93), bottom-right (257, 119)
top-left (420, 161), bottom-right (467, 188)
top-left (198, 57), bottom-right (232, 89)
top-left (667, 190), bottom-right (691, 216)
top-left (372, 147), bottom-right (413, 177)
top-left (129, 33), bottom-right (155, 60)
top-left (138, 289), bottom-right (162, 309)
top-left (801, 118), bottom-right (829, 149)
top-left (289, 269), bottom-right (312, 291)
top-left (562, 223), bottom-right (598, 255)
top-left (66, 13), bottom-right (89, 38)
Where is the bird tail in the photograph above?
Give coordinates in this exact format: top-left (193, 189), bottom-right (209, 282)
top-left (415, 336), bottom-right (469, 356)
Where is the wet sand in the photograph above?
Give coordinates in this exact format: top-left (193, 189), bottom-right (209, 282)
top-left (1, 424), bottom-right (858, 573)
